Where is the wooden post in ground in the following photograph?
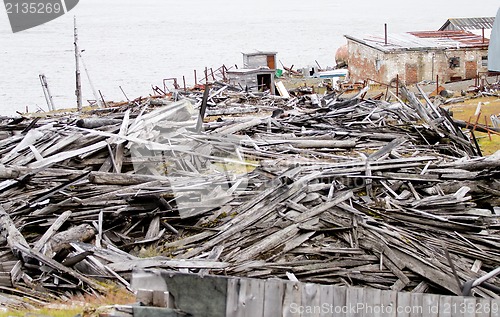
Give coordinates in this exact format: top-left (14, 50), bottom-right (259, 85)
top-left (39, 74), bottom-right (56, 111)
top-left (74, 16), bottom-right (82, 111)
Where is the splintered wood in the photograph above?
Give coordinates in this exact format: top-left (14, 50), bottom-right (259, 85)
top-left (0, 82), bottom-right (499, 308)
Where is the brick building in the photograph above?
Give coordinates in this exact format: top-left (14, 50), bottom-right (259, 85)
top-left (344, 30), bottom-right (489, 85)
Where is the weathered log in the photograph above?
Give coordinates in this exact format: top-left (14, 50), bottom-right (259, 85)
top-left (34, 211), bottom-right (72, 253)
top-left (88, 171), bottom-right (169, 185)
top-left (46, 224), bottom-right (96, 256)
top-left (76, 118), bottom-right (122, 128)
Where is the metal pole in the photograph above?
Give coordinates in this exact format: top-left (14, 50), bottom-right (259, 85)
top-left (396, 74), bottom-right (399, 97)
top-left (74, 16), bottom-right (82, 111)
top-left (436, 75), bottom-right (439, 94)
top-left (183, 76), bottom-right (186, 92)
top-left (384, 23), bottom-right (388, 45)
top-left (482, 27), bottom-right (485, 44)
top-left (194, 70), bottom-right (197, 86)
top-left (119, 86), bottom-right (130, 102)
top-left (98, 90), bottom-right (107, 108)
top-left (196, 84), bottom-right (211, 132)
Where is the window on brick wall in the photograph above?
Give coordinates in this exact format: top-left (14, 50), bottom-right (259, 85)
top-left (482, 56), bottom-right (488, 67)
top-left (449, 57), bottom-right (460, 68)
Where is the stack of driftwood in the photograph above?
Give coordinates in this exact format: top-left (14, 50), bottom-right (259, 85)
top-left (0, 83), bottom-right (499, 309)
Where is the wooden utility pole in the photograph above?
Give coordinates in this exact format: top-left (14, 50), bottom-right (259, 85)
top-left (74, 16), bottom-right (82, 111)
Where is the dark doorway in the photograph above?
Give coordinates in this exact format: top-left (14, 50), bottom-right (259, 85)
top-left (257, 74), bottom-right (272, 92)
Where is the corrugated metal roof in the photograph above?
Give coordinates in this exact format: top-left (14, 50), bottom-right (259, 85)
top-left (439, 17), bottom-right (495, 31)
top-left (345, 30), bottom-right (489, 53)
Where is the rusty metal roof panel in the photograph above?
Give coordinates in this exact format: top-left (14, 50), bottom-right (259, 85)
top-left (439, 17), bottom-right (495, 31)
top-left (345, 30), bottom-right (489, 53)
top-left (409, 30), bottom-right (489, 47)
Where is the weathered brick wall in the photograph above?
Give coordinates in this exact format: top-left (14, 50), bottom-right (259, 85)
top-left (347, 39), bottom-right (489, 84)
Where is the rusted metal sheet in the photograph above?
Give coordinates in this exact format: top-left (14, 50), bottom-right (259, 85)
top-left (409, 30), bottom-right (490, 47)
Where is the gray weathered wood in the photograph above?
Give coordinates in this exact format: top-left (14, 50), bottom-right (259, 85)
top-left (0, 205), bottom-right (30, 262)
top-left (302, 283), bottom-right (321, 317)
top-left (283, 281), bottom-right (302, 317)
top-left (263, 279), bottom-right (285, 317)
top-left (33, 210), bottom-right (72, 252)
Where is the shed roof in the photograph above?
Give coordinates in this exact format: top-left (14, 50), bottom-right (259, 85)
top-left (242, 51), bottom-right (277, 57)
top-left (226, 68), bottom-right (275, 74)
top-left (439, 17), bottom-right (495, 31)
top-left (345, 30), bottom-right (489, 53)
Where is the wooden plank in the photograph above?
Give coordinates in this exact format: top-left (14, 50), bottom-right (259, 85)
top-left (15, 244), bottom-right (106, 292)
top-left (458, 296), bottom-right (476, 317)
top-left (396, 291), bottom-right (411, 317)
top-left (1, 129), bottom-right (44, 164)
top-left (0, 272), bottom-right (12, 287)
top-left (40, 133), bottom-right (82, 157)
top-left (33, 210), bottom-right (72, 252)
top-left (491, 299), bottom-right (500, 317)
top-left (263, 279), bottom-right (285, 317)
top-left (244, 278), bottom-right (265, 317)
top-left (333, 286), bottom-right (347, 317)
top-left (215, 118), bottom-right (263, 136)
top-left (302, 283), bottom-right (321, 317)
top-left (380, 290), bottom-right (397, 317)
top-left (390, 248), bottom-right (461, 295)
top-left (438, 295), bottom-right (452, 317)
top-left (232, 224), bottom-right (300, 262)
top-left (113, 109), bottom-right (129, 173)
top-left (475, 298), bottom-right (491, 317)
top-left (107, 258), bottom-right (229, 272)
top-left (422, 294), bottom-right (439, 317)
top-left (319, 285), bottom-right (334, 317)
top-left (363, 288), bottom-right (382, 317)
top-left (0, 205), bottom-right (30, 262)
top-left (160, 272), bottom-right (227, 317)
top-left (283, 281), bottom-right (302, 317)
top-left (409, 293), bottom-right (423, 317)
top-left (226, 279), bottom-right (240, 317)
top-left (346, 287), bottom-right (364, 317)
top-left (28, 140), bottom-right (108, 169)
top-left (234, 278), bottom-right (249, 317)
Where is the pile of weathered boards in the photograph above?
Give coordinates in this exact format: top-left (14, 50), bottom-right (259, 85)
top-left (0, 82), bottom-right (499, 309)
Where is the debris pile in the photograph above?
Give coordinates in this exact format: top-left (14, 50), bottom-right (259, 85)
top-left (0, 83), bottom-right (499, 309)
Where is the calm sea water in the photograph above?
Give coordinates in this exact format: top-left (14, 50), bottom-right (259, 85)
top-left (0, 0), bottom-right (498, 115)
